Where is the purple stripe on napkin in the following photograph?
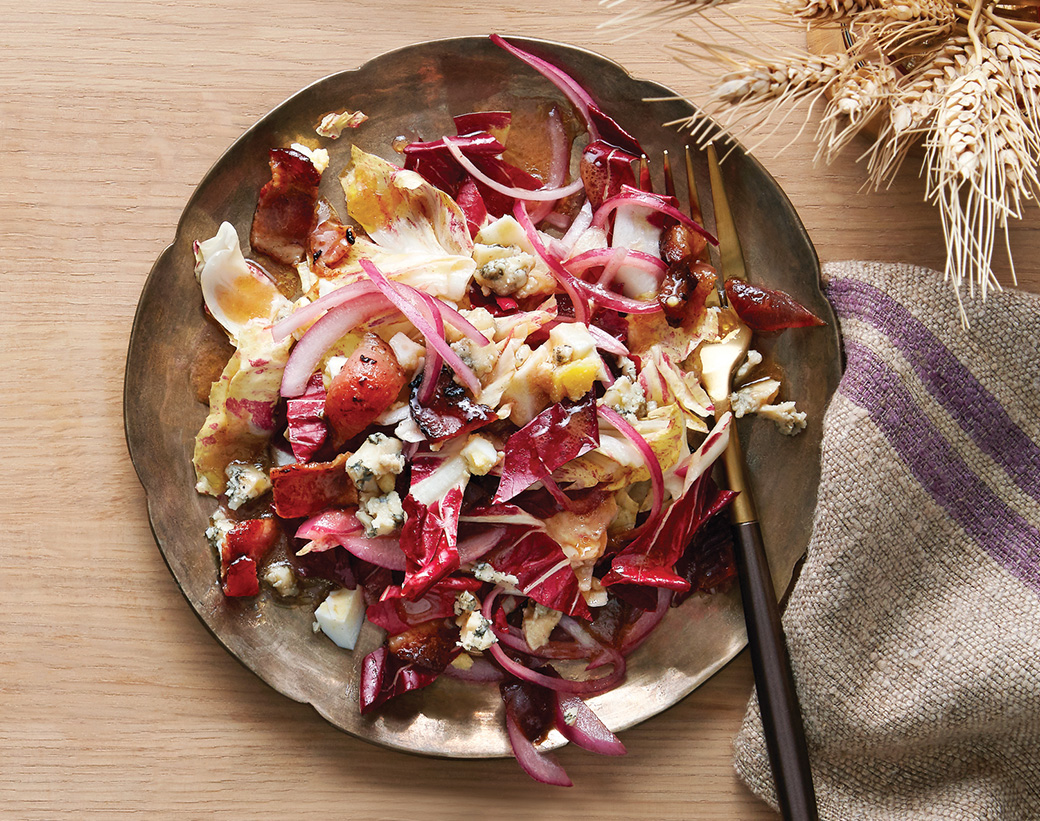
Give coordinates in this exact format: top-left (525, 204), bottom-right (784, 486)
top-left (828, 277), bottom-right (1040, 503)
top-left (840, 338), bottom-right (1040, 592)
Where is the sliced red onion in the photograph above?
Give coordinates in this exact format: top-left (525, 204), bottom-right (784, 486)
top-left (511, 200), bottom-right (590, 324)
top-left (296, 510), bottom-right (406, 570)
top-left (597, 247), bottom-right (629, 288)
top-left (593, 186), bottom-right (717, 244)
top-left (597, 406), bottom-right (665, 539)
top-left (280, 292), bottom-right (395, 397)
top-left (494, 624), bottom-right (589, 660)
top-left (526, 107), bottom-right (571, 224)
top-left (490, 34), bottom-right (597, 142)
top-left (586, 324), bottom-right (630, 356)
top-left (542, 212), bottom-right (572, 231)
top-left (442, 656), bottom-right (506, 683)
top-left (414, 293), bottom-right (444, 405)
top-left (271, 279), bottom-right (381, 342)
top-left (619, 587), bottom-right (672, 656)
top-left (360, 259), bottom-right (482, 395)
top-left (559, 200), bottom-right (594, 254)
top-left (429, 300), bottom-right (491, 346)
top-left (573, 279), bottom-right (662, 315)
top-left (543, 318), bottom-right (629, 356)
top-left (489, 641), bottom-right (625, 696)
top-left (505, 709), bottom-right (573, 787)
top-left (334, 533), bottom-right (407, 571)
top-left (443, 137), bottom-right (584, 203)
top-left (564, 248), bottom-right (666, 282)
top-left (555, 694), bottom-right (626, 756)
top-left (457, 526), bottom-right (508, 564)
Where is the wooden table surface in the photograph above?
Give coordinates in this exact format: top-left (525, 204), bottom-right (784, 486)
top-left (3, 1), bottom-right (1037, 819)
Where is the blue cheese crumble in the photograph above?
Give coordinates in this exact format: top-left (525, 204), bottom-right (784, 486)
top-left (224, 462), bottom-right (272, 511)
top-left (346, 434), bottom-right (407, 537)
top-left (457, 610), bottom-right (497, 653)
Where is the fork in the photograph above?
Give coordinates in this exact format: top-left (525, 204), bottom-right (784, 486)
top-left (655, 145), bottom-right (820, 821)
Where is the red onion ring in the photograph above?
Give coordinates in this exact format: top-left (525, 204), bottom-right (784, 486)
top-left (490, 34), bottom-right (598, 141)
top-left (619, 587), bottom-right (672, 656)
top-left (554, 693), bottom-right (626, 756)
top-left (511, 199), bottom-right (590, 324)
top-left (564, 247), bottom-right (666, 282)
top-left (271, 279), bottom-right (380, 342)
top-left (504, 708), bottom-right (572, 787)
top-left (593, 186), bottom-right (717, 244)
top-left (360, 259), bottom-right (482, 395)
top-left (443, 137), bottom-right (584, 203)
top-left (597, 406), bottom-right (665, 539)
top-left (280, 292), bottom-right (396, 397)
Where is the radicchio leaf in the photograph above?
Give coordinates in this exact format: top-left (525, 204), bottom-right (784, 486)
top-left (484, 531), bottom-right (591, 619)
top-left (587, 102), bottom-right (643, 156)
top-left (285, 371), bottom-right (327, 462)
top-left (579, 141), bottom-right (637, 211)
top-left (493, 393), bottom-right (599, 504)
top-left (367, 576), bottom-right (482, 635)
top-left (359, 645), bottom-right (446, 714)
top-left (604, 472), bottom-right (735, 591)
top-left (399, 449), bottom-right (471, 600)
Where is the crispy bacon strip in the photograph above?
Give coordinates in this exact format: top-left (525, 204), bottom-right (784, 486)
top-left (250, 147), bottom-right (321, 265)
top-left (270, 452), bottom-right (357, 519)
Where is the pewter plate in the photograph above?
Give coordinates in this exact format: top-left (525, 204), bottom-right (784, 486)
top-left (124, 36), bottom-right (841, 758)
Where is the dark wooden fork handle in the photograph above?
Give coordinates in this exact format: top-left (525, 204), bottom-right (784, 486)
top-left (732, 520), bottom-right (819, 821)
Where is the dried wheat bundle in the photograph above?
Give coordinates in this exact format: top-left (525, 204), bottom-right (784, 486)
top-left (611, 0), bottom-right (1040, 305)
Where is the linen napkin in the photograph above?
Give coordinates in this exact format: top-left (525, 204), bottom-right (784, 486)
top-left (733, 261), bottom-right (1040, 820)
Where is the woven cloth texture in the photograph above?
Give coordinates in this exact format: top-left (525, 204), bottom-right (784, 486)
top-left (733, 261), bottom-right (1040, 820)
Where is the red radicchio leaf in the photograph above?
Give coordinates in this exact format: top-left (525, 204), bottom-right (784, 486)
top-left (603, 471), bottom-right (736, 591)
top-left (579, 141), bottom-right (638, 211)
top-left (400, 486), bottom-right (466, 600)
top-left (587, 102), bottom-right (643, 156)
top-left (493, 393), bottom-right (599, 504)
top-left (291, 544), bottom-right (357, 590)
top-left (367, 576), bottom-right (481, 635)
top-left (724, 279), bottom-right (826, 332)
top-left (359, 645), bottom-right (445, 714)
top-left (453, 110), bottom-right (512, 135)
top-left (285, 371), bottom-right (327, 462)
top-left (484, 531), bottom-right (592, 619)
top-left (672, 505), bottom-right (738, 604)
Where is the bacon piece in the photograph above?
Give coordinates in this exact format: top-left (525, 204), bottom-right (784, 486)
top-left (387, 619), bottom-right (462, 671)
top-left (220, 518), bottom-right (280, 597)
top-left (250, 148), bottom-right (321, 265)
top-left (270, 452), bottom-right (357, 519)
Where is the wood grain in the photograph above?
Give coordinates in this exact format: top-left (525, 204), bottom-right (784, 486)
top-left (2, 1), bottom-right (1037, 819)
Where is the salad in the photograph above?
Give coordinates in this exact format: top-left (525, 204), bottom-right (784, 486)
top-left (190, 35), bottom-right (823, 785)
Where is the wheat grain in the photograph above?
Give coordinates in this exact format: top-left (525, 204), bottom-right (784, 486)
top-left (634, 0), bottom-right (1040, 304)
top-left (787, 0), bottom-right (876, 22)
top-left (853, 0), bottom-right (957, 52)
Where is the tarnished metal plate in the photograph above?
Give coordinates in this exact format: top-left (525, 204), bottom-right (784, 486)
top-left (124, 36), bottom-right (841, 758)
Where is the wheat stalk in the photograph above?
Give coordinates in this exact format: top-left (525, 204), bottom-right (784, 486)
top-left (611, 0), bottom-right (1040, 308)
